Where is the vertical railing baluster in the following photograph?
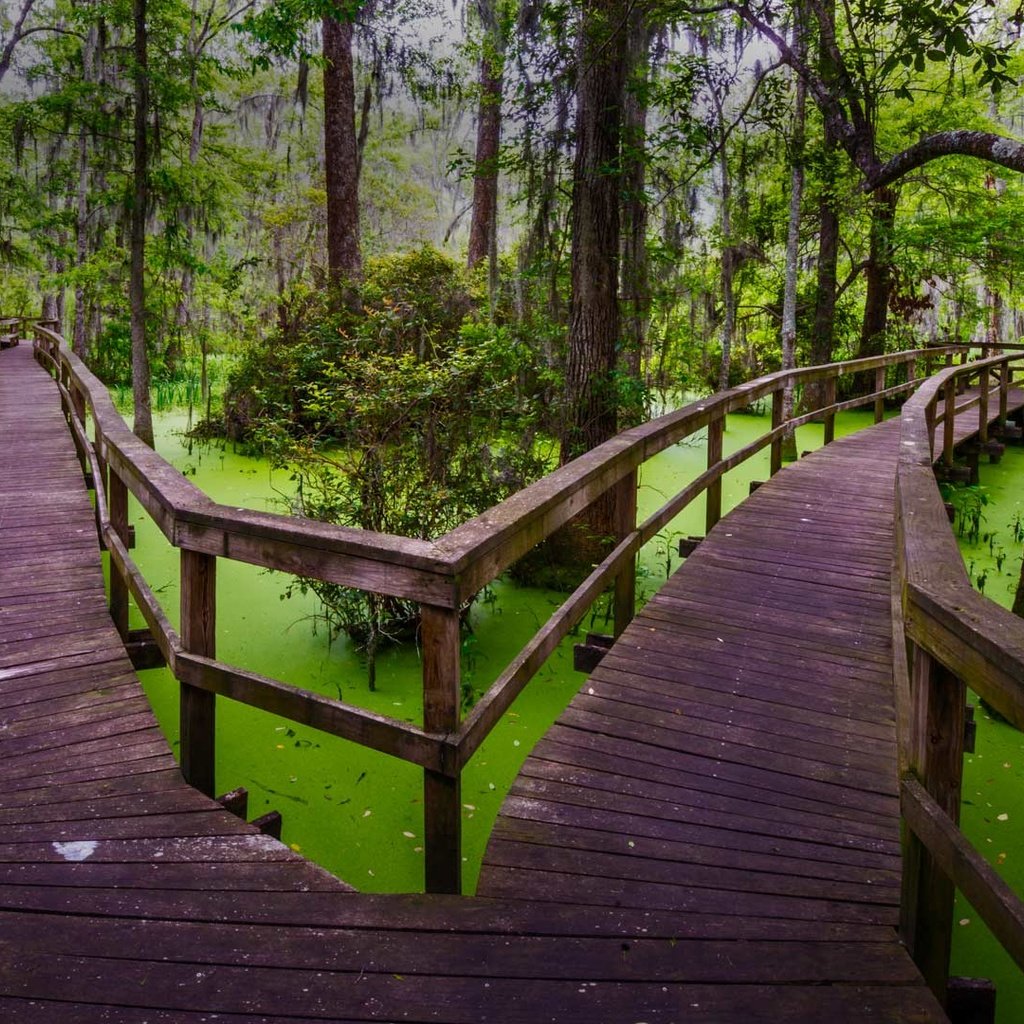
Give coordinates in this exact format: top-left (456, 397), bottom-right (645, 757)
top-left (613, 469), bottom-right (638, 637)
top-left (944, 382), bottom-right (956, 468)
top-left (999, 357), bottom-right (1009, 430)
top-left (706, 416), bottom-right (723, 533)
top-left (874, 365), bottom-right (886, 424)
top-left (180, 549), bottom-right (217, 797)
top-left (421, 603), bottom-right (462, 894)
top-left (822, 375), bottom-right (836, 445)
top-left (108, 469), bottom-right (130, 641)
top-left (978, 365), bottom-right (990, 445)
top-left (770, 388), bottom-right (784, 476)
top-left (901, 644), bottom-right (966, 1002)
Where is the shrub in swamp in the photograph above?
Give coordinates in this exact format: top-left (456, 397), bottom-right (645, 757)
top-left (241, 251), bottom-right (554, 687)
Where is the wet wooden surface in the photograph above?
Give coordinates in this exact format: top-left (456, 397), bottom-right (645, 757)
top-left (0, 340), bottom-right (966, 1021)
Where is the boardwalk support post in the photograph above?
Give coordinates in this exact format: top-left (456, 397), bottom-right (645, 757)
top-left (770, 389), bottom-right (783, 475)
top-left (901, 644), bottom-right (966, 1004)
top-left (706, 416), bottom-right (723, 532)
top-left (999, 359), bottom-right (1009, 430)
top-left (874, 366), bottom-right (886, 424)
top-left (823, 375), bottom-right (836, 445)
top-left (944, 386), bottom-right (957, 468)
top-left (613, 469), bottom-right (638, 637)
top-left (421, 603), bottom-right (461, 894)
top-left (108, 469), bottom-right (130, 641)
top-left (978, 367), bottom-right (990, 446)
top-left (181, 549), bottom-right (217, 796)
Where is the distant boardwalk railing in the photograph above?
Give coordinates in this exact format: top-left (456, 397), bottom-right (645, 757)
top-left (23, 319), bottom-right (1024, 954)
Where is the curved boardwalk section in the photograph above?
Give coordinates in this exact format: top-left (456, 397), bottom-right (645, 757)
top-left (480, 424), bottom-right (907, 931)
top-left (0, 339), bottom-right (947, 1021)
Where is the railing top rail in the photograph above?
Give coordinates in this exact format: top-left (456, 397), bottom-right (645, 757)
top-left (896, 351), bottom-right (1024, 731)
top-left (31, 323), bottom-right (966, 606)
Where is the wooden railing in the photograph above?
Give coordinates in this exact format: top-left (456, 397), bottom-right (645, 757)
top-left (894, 350), bottom-right (1024, 1005)
top-left (22, 319), bottom-right (980, 895)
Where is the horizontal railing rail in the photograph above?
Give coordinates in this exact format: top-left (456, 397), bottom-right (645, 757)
top-left (894, 350), bottom-right (1024, 1004)
top-left (22, 318), bottom-right (990, 894)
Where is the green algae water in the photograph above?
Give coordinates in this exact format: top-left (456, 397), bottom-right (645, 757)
top-left (126, 407), bottom-right (876, 894)
top-left (948, 443), bottom-right (1024, 1023)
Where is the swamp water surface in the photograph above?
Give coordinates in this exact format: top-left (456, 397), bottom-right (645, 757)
top-left (947, 442), bottom-right (1024, 1022)
top-left (124, 402), bottom-right (1024, 1023)
top-left (131, 403), bottom-right (852, 893)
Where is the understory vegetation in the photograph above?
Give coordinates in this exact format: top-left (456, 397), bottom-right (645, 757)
top-left (5, 0), bottom-right (1024, 659)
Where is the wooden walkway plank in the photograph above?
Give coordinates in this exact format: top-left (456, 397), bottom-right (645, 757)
top-left (0, 339), bottom-right (952, 1021)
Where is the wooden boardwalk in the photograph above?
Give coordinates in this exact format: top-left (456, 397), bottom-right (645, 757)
top-left (0, 338), bottom-right (972, 1021)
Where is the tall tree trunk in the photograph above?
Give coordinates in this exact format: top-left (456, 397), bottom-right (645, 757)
top-left (806, 0), bottom-right (839, 413)
top-left (73, 125), bottom-right (89, 360)
top-left (618, 11), bottom-right (654, 427)
top-left (322, 16), bottom-right (362, 288)
top-left (561, 0), bottom-right (627, 465)
top-left (718, 222), bottom-right (735, 391)
top-left (550, 0), bottom-right (627, 571)
top-left (131, 0), bottom-right (155, 446)
top-left (780, 6), bottom-right (807, 459)
top-left (467, 0), bottom-right (504, 282)
top-left (809, 134), bottom-right (839, 370)
top-left (853, 185), bottom-right (898, 393)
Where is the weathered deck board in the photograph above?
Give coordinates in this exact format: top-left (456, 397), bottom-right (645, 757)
top-left (0, 339), bottom-right (963, 1021)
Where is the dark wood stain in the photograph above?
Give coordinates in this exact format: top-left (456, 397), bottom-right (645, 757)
top-left (0, 340), bottom-right (957, 1021)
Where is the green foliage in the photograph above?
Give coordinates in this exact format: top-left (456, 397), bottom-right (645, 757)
top-left (229, 247), bottom-right (551, 683)
top-left (942, 482), bottom-right (990, 544)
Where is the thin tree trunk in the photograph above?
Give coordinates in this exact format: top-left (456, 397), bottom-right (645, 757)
top-left (322, 16), bottom-right (362, 288)
top-left (710, 85), bottom-right (734, 393)
top-left (779, 7), bottom-right (807, 459)
top-left (619, 11), bottom-right (654, 427)
top-left (73, 125), bottom-right (89, 360)
top-left (562, 0), bottom-right (627, 465)
top-left (853, 185), bottom-right (898, 393)
top-left (466, 5), bottom-right (503, 276)
top-left (131, 0), bottom-right (155, 446)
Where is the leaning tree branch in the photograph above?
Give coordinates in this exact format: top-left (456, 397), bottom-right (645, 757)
top-left (868, 131), bottom-right (1024, 192)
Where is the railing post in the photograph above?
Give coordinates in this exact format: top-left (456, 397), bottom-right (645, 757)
top-left (108, 469), bottom-right (130, 641)
top-left (901, 643), bottom-right (966, 1003)
top-left (957, 348), bottom-right (969, 394)
top-left (613, 469), bottom-right (638, 637)
top-left (873, 366), bottom-right (886, 424)
top-left (944, 383), bottom-right (956, 468)
top-left (999, 358), bottom-right (1009, 429)
top-left (706, 416), bottom-right (723, 533)
top-left (770, 388), bottom-right (784, 476)
top-left (70, 380), bottom-right (86, 425)
top-left (978, 365), bottom-right (990, 445)
top-left (180, 549), bottom-right (217, 797)
top-left (823, 375), bottom-right (836, 445)
top-left (421, 603), bottom-right (462, 894)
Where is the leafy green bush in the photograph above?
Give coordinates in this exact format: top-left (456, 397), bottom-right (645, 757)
top-left (223, 247), bottom-right (553, 686)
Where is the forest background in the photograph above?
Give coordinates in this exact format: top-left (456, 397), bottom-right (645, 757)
top-left (4, 0), bottom-right (1024, 608)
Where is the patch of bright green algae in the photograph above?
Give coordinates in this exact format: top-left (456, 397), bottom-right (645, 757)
top-left (128, 406), bottom-right (874, 893)
top-left (948, 442), bottom-right (1024, 1023)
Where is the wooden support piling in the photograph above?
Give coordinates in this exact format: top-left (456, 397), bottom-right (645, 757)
top-left (901, 645), bottom-right (967, 1004)
top-left (706, 417), bottom-right (723, 532)
top-left (108, 470), bottom-right (130, 640)
top-left (944, 386), bottom-right (956, 468)
top-left (770, 389), bottom-right (783, 475)
top-left (613, 469), bottom-right (638, 637)
top-left (978, 367), bottom-right (990, 445)
top-left (180, 548), bottom-right (217, 797)
top-left (421, 603), bottom-right (462, 894)
top-left (823, 376), bottom-right (836, 445)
